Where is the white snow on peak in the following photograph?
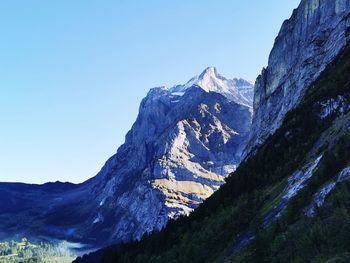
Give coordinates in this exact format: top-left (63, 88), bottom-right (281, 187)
top-left (165, 67), bottom-right (254, 106)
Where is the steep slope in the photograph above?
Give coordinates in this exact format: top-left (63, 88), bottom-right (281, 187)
top-left (74, 0), bottom-right (350, 261)
top-left (75, 32), bottom-right (350, 263)
top-left (0, 68), bottom-right (253, 247)
top-left (76, 67), bottom-right (253, 245)
top-left (246, 0), bottom-right (350, 155)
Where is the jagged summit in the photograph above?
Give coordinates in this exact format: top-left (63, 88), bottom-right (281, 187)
top-left (198, 66), bottom-right (218, 78)
top-left (197, 66), bottom-right (221, 82)
top-left (154, 67), bottom-right (254, 107)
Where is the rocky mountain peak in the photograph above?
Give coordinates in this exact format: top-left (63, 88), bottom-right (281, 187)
top-left (166, 67), bottom-right (254, 107)
top-left (81, 69), bottom-right (254, 244)
top-left (198, 66), bottom-right (219, 81)
top-left (0, 68), bottom-right (254, 247)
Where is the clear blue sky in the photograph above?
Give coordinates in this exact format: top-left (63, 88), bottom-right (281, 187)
top-left (0, 0), bottom-right (300, 184)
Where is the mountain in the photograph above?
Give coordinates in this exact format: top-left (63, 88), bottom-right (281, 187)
top-left (74, 0), bottom-right (350, 262)
top-left (245, 0), bottom-right (350, 156)
top-left (83, 67), bottom-right (253, 244)
top-left (0, 67), bottom-right (253, 247)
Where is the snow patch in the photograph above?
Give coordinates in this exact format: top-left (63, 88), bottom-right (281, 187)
top-left (283, 155), bottom-right (322, 200)
top-left (165, 67), bottom-right (254, 107)
top-left (263, 155), bottom-right (322, 225)
top-left (171, 92), bottom-right (185, 97)
top-left (93, 213), bottom-right (104, 224)
top-left (305, 165), bottom-right (350, 217)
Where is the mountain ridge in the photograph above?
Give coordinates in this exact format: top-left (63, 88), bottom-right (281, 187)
top-left (0, 68), bottom-right (253, 248)
top-left (74, 0), bottom-right (350, 261)
top-left (75, 33), bottom-right (350, 263)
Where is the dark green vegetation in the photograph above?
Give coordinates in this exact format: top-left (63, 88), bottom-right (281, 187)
top-left (0, 238), bottom-right (75, 263)
top-left (75, 43), bottom-right (350, 263)
top-left (231, 133), bottom-right (350, 262)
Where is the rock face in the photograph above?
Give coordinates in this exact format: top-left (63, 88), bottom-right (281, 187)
top-left (0, 67), bottom-right (253, 246)
top-left (85, 67), bottom-right (253, 244)
top-left (246, 0), bottom-right (350, 155)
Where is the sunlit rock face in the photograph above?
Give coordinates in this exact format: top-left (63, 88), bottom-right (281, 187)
top-left (0, 67), bottom-right (253, 246)
top-left (245, 0), bottom-right (350, 156)
top-left (80, 67), bottom-right (254, 244)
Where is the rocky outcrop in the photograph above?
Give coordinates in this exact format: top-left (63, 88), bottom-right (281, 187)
top-left (246, 0), bottom-right (350, 155)
top-left (0, 67), bottom-right (253, 247)
top-left (84, 67), bottom-right (253, 244)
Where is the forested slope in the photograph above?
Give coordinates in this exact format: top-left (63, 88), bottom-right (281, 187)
top-left (75, 42), bottom-right (350, 263)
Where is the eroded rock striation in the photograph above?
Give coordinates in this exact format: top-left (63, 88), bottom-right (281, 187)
top-left (246, 0), bottom-right (350, 155)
